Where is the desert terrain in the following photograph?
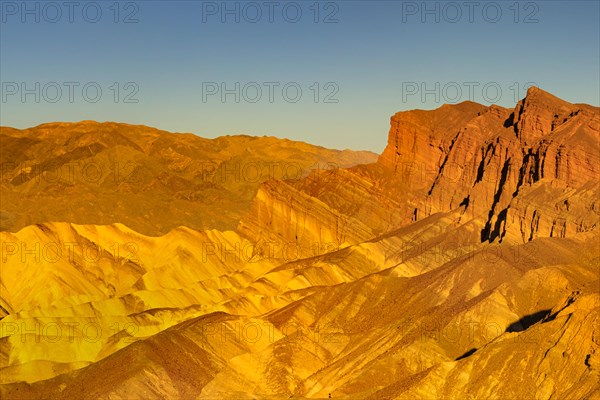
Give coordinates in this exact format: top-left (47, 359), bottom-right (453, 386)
top-left (0, 87), bottom-right (598, 399)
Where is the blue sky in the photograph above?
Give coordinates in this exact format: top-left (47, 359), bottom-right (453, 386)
top-left (1, 0), bottom-right (599, 152)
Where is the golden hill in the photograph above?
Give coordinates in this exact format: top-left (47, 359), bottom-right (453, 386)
top-left (0, 122), bottom-right (377, 235)
top-left (1, 88), bottom-right (598, 399)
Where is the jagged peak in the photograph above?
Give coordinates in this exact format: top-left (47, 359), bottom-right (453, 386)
top-left (517, 86), bottom-right (576, 113)
top-left (510, 87), bottom-right (584, 144)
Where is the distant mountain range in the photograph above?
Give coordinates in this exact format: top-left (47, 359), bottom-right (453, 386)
top-left (0, 122), bottom-right (377, 235)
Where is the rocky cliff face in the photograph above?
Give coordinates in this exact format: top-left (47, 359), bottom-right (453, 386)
top-left (384, 87), bottom-right (600, 243)
top-left (378, 100), bottom-right (487, 191)
top-left (241, 87), bottom-right (599, 250)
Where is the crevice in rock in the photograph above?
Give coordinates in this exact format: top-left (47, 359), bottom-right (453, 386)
top-left (474, 143), bottom-right (495, 186)
top-left (427, 132), bottom-right (461, 196)
top-left (481, 157), bottom-right (511, 242)
top-left (513, 100), bottom-right (526, 138)
top-left (513, 149), bottom-right (537, 197)
top-left (490, 208), bottom-right (508, 242)
top-left (504, 112), bottom-right (515, 129)
top-left (545, 295), bottom-right (577, 322)
top-left (528, 210), bottom-right (540, 242)
top-left (0, 304), bottom-right (10, 319)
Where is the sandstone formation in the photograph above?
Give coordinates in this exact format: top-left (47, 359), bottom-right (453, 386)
top-left (242, 87), bottom-right (599, 252)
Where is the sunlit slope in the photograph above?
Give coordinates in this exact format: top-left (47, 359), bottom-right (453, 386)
top-left (1, 234), bottom-right (597, 399)
top-left (0, 210), bottom-right (515, 384)
top-left (1, 218), bottom-right (598, 398)
top-left (0, 122), bottom-right (377, 235)
top-left (0, 212), bottom-right (454, 384)
top-left (0, 222), bottom-right (279, 383)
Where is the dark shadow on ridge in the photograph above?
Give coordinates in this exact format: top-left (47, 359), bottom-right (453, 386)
top-left (505, 309), bottom-right (551, 333)
top-left (455, 348), bottom-right (477, 361)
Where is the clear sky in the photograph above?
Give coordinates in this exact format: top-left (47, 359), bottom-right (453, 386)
top-left (1, 0), bottom-right (599, 152)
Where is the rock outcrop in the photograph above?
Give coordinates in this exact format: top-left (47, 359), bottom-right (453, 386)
top-left (380, 87), bottom-right (599, 242)
top-left (241, 87), bottom-right (599, 251)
